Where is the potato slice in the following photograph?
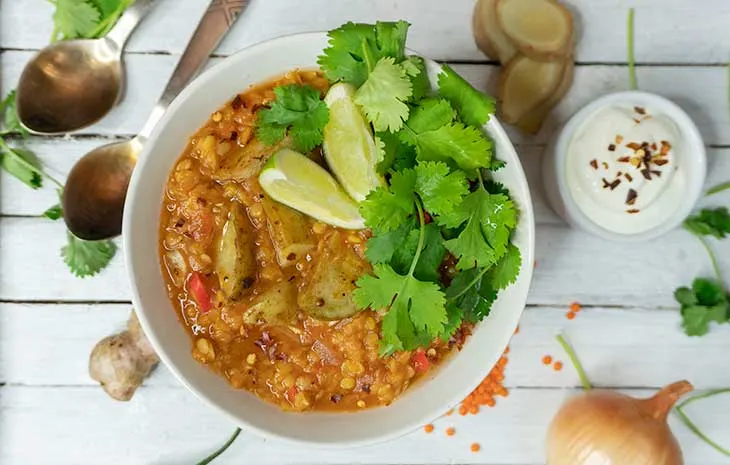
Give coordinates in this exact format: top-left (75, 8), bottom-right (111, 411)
top-left (496, 0), bottom-right (573, 60)
top-left (498, 54), bottom-right (564, 124)
top-left (298, 231), bottom-right (371, 321)
top-left (243, 278), bottom-right (298, 325)
top-left (261, 196), bottom-right (316, 268)
top-left (515, 57), bottom-right (574, 134)
top-left (472, 0), bottom-right (517, 63)
top-left (215, 203), bottom-right (257, 300)
top-left (212, 136), bottom-right (292, 182)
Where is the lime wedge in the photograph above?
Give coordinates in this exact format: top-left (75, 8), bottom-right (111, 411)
top-left (323, 82), bottom-right (383, 202)
top-left (259, 149), bottom-right (365, 229)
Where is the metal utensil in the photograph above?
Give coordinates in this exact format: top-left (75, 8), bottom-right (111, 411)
top-left (16, 0), bottom-right (156, 135)
top-left (62, 0), bottom-right (249, 241)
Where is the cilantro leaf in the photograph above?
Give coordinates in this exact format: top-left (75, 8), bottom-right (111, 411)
top-left (402, 56), bottom-right (430, 102)
top-left (1, 91), bottom-right (29, 137)
top-left (415, 161), bottom-right (469, 218)
top-left (440, 304), bottom-right (464, 341)
top-left (675, 278), bottom-right (729, 336)
top-left (318, 22), bottom-right (379, 87)
top-left (376, 132), bottom-right (418, 172)
top-left (684, 208), bottom-right (730, 239)
top-left (61, 231), bottom-right (117, 278)
top-left (375, 21), bottom-right (410, 62)
top-left (52, 0), bottom-right (101, 40)
top-left (437, 64), bottom-right (495, 127)
top-left (489, 159), bottom-right (506, 171)
top-left (354, 263), bottom-right (446, 346)
top-left (405, 122), bottom-right (493, 171)
top-left (355, 57), bottom-right (413, 133)
top-left (446, 267), bottom-right (497, 323)
top-left (256, 84), bottom-right (329, 153)
top-left (365, 220), bottom-right (415, 264)
top-left (43, 203), bottom-right (63, 221)
top-left (360, 169), bottom-right (416, 233)
top-left (442, 188), bottom-right (517, 269)
top-left (0, 143), bottom-right (44, 189)
top-left (400, 99), bottom-right (456, 147)
top-left (489, 243), bottom-right (521, 290)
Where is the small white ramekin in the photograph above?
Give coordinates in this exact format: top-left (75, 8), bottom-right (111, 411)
top-left (542, 91), bottom-right (706, 242)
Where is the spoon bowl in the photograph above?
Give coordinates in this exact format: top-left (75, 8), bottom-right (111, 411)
top-left (17, 39), bottom-right (122, 135)
top-left (63, 138), bottom-right (140, 241)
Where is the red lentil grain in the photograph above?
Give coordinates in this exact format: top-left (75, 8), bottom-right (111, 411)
top-left (542, 355), bottom-right (553, 365)
top-left (446, 427), bottom-right (456, 436)
top-left (424, 424), bottom-right (434, 433)
top-left (553, 361), bottom-right (564, 371)
top-left (471, 443), bottom-right (481, 453)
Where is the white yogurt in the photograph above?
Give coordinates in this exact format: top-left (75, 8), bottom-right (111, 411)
top-left (565, 104), bottom-right (684, 235)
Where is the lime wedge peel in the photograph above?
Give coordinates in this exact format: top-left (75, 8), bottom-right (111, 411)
top-left (323, 83), bottom-right (384, 202)
top-left (259, 149), bottom-right (366, 230)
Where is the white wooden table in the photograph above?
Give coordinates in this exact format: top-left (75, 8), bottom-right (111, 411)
top-left (2, 1), bottom-right (730, 464)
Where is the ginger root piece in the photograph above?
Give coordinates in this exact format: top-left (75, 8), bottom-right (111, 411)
top-left (89, 311), bottom-right (159, 401)
top-left (496, 0), bottom-right (573, 60)
top-left (515, 57), bottom-right (574, 134)
top-left (498, 55), bottom-right (565, 124)
top-left (472, 0), bottom-right (517, 64)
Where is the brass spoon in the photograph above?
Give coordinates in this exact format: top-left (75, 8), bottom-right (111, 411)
top-left (16, 0), bottom-right (156, 134)
top-left (63, 0), bottom-right (250, 241)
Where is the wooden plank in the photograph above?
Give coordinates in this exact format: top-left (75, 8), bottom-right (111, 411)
top-left (2, 51), bottom-right (730, 144)
top-left (1, 384), bottom-right (727, 465)
top-left (2, 0), bottom-right (729, 64)
top-left (2, 216), bottom-right (728, 305)
top-left (2, 303), bottom-right (729, 388)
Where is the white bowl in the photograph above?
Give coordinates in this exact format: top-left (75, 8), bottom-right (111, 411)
top-left (542, 91), bottom-right (706, 242)
top-left (123, 32), bottom-right (535, 447)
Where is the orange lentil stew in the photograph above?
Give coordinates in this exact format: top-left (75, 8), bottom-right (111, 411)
top-left (158, 71), bottom-right (471, 412)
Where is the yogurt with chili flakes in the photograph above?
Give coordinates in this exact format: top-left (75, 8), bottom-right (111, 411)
top-left (565, 104), bottom-right (683, 235)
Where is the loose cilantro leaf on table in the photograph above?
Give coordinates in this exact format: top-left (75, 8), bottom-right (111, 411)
top-left (257, 84), bottom-right (329, 153)
top-left (437, 64), bottom-right (495, 127)
top-left (675, 278), bottom-right (729, 336)
top-left (355, 57), bottom-right (413, 133)
top-left (0, 91), bottom-right (29, 137)
top-left (62, 231), bottom-right (117, 278)
top-left (50, 0), bottom-right (134, 41)
top-left (0, 142), bottom-right (44, 189)
top-left (684, 207), bottom-right (730, 239)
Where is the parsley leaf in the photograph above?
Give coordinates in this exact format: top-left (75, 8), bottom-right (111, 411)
top-left (62, 231), bottom-right (117, 278)
top-left (441, 187), bottom-right (517, 269)
top-left (415, 161), bottom-right (469, 218)
top-left (684, 208), bottom-right (730, 239)
top-left (360, 169), bottom-right (416, 233)
top-left (52, 0), bottom-right (101, 40)
top-left (437, 64), bottom-right (495, 127)
top-left (675, 278), bottom-right (729, 336)
top-left (355, 57), bottom-right (413, 133)
top-left (256, 84), bottom-right (329, 153)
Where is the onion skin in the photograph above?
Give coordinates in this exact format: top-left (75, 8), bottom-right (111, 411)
top-left (546, 380), bottom-right (694, 465)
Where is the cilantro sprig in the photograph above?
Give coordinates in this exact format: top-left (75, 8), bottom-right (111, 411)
top-left (256, 84), bottom-right (329, 153)
top-left (50, 0), bottom-right (135, 42)
top-left (318, 20), bottom-right (515, 354)
top-left (674, 208), bottom-right (730, 336)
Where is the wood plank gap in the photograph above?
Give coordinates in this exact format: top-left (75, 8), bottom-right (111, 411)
top-left (0, 298), bottom-right (132, 305)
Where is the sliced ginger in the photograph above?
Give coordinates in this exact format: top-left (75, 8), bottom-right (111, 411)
top-left (496, 0), bottom-right (573, 60)
top-left (472, 0), bottom-right (517, 64)
top-left (89, 310), bottom-right (159, 401)
top-left (498, 55), bottom-right (565, 124)
top-left (515, 59), bottom-right (574, 133)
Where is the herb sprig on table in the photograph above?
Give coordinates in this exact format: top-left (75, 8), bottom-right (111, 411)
top-left (0, 1), bottom-right (137, 277)
top-left (318, 21), bottom-right (521, 354)
top-left (674, 207), bottom-right (730, 336)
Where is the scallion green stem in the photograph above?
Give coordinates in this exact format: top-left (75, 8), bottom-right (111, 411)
top-left (706, 181), bottom-right (730, 197)
top-left (556, 334), bottom-right (591, 391)
top-left (195, 428), bottom-right (242, 465)
top-left (627, 8), bottom-right (637, 90)
top-left (675, 389), bottom-right (730, 457)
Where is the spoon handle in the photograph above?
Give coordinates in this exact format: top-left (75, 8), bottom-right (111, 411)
top-left (105, 0), bottom-right (157, 51)
top-left (138, 0), bottom-right (250, 140)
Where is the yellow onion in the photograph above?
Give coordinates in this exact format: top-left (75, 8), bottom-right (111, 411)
top-left (546, 380), bottom-right (694, 465)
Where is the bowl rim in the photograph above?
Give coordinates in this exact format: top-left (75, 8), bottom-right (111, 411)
top-left (549, 90), bottom-right (706, 242)
top-left (122, 30), bottom-right (535, 447)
